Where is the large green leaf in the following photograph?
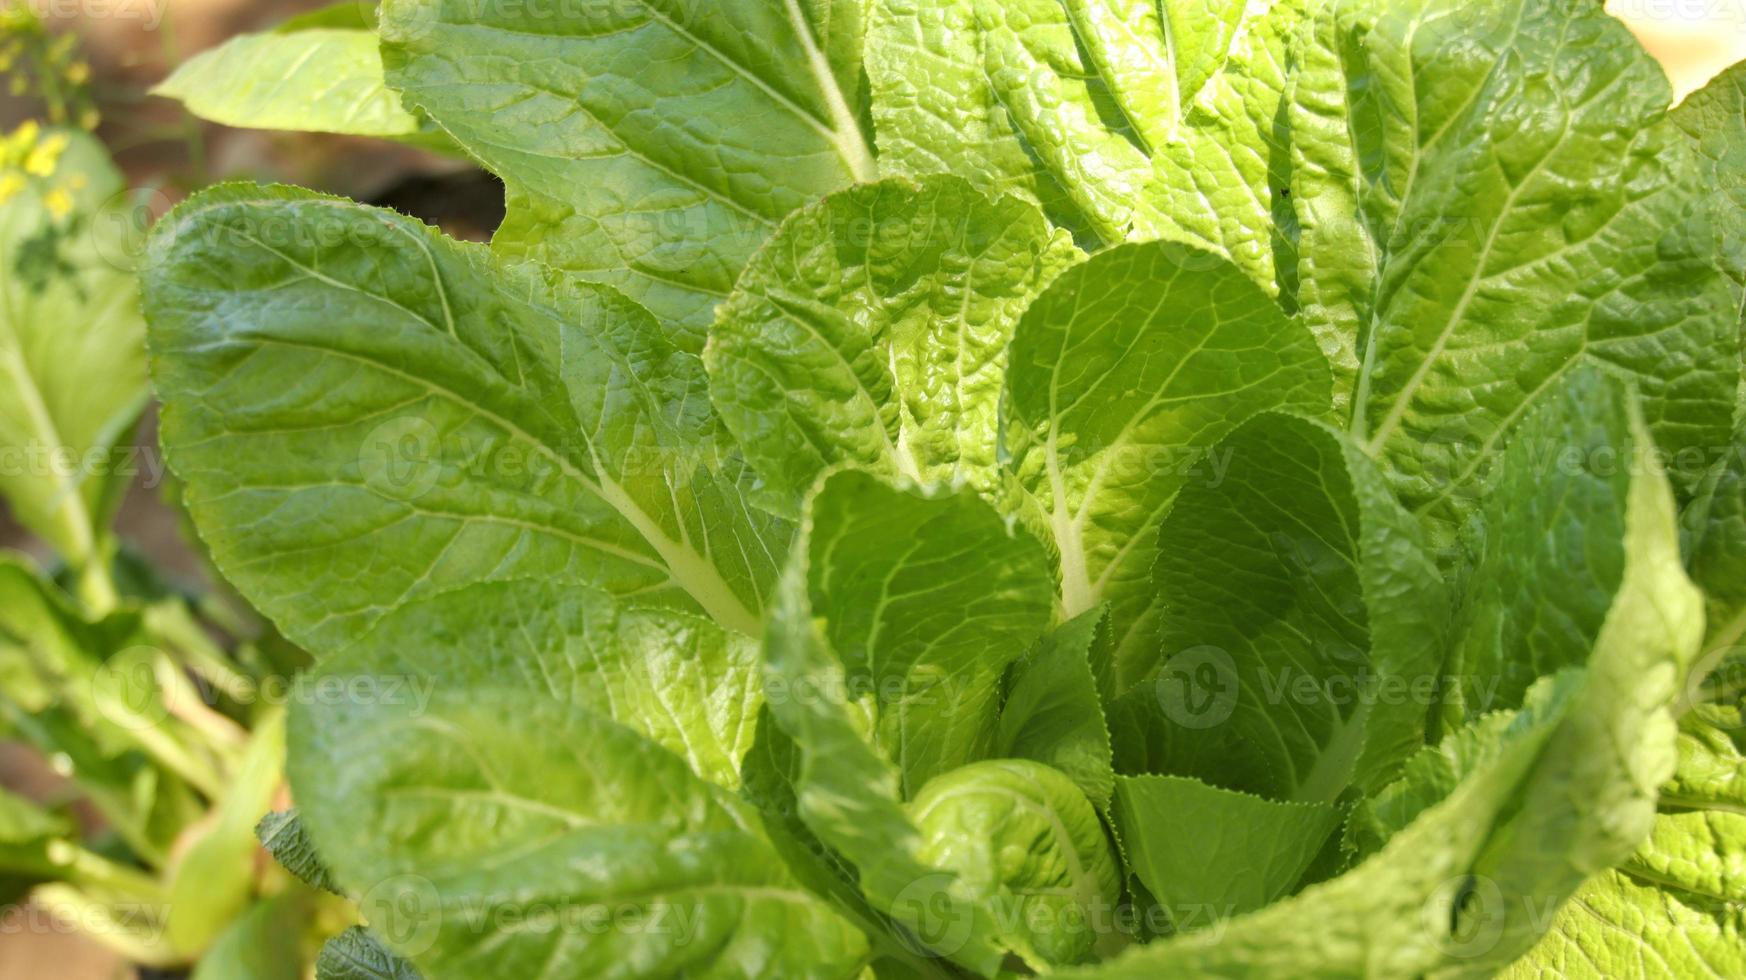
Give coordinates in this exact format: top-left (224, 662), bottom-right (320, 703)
top-left (1002, 242), bottom-right (1331, 692)
top-left (1112, 412), bottom-right (1448, 801)
top-left (143, 185), bottom-right (786, 648)
top-left (1063, 370), bottom-right (1702, 976)
top-left (867, 0), bottom-right (1149, 245)
top-left (1291, 0), bottom-right (1736, 530)
top-left (154, 28), bottom-right (453, 149)
top-left (289, 642), bottom-right (870, 978)
top-left (0, 126), bottom-right (146, 597)
top-left (318, 579), bottom-right (762, 789)
top-left (1503, 867), bottom-right (1746, 979)
top-left (379, 0), bottom-right (876, 343)
top-left (707, 174), bottom-right (1080, 515)
top-left (867, 0), bottom-right (1307, 291)
top-left (763, 469), bottom-right (1056, 973)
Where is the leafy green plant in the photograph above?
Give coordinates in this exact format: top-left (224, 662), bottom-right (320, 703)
top-left (140, 0), bottom-right (1746, 976)
top-left (0, 14), bottom-right (336, 972)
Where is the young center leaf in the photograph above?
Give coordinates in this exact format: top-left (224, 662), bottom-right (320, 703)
top-left (762, 469), bottom-right (1057, 972)
top-left (378, 0), bottom-right (877, 342)
top-left (997, 606), bottom-right (1116, 809)
top-left (1112, 774), bottom-right (1340, 925)
top-left (143, 185), bottom-right (786, 649)
top-left (1111, 412), bottom-right (1449, 802)
top-left (707, 174), bottom-right (1081, 515)
top-left (1003, 241), bottom-right (1331, 693)
top-left (908, 759), bottom-right (1122, 967)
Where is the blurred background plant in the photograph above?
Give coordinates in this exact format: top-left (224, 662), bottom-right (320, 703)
top-left (0, 3), bottom-right (382, 976)
top-left (0, 17), bottom-right (305, 980)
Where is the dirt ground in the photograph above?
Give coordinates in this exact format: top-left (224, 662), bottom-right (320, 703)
top-left (0, 0), bottom-right (1742, 976)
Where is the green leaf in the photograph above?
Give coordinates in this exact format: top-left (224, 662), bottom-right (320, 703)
top-left (1504, 721), bottom-right (1746, 978)
top-left (734, 712), bottom-right (945, 977)
top-left (867, 0), bottom-right (1149, 245)
top-left (1674, 64), bottom-right (1746, 671)
top-left (289, 643), bottom-right (871, 978)
top-left (0, 556), bottom-right (215, 857)
top-left (1502, 868), bottom-right (1746, 979)
top-left (277, 2), bottom-right (378, 32)
top-left (1670, 60), bottom-right (1746, 299)
top-left (1291, 0), bottom-right (1736, 529)
top-left (763, 469), bottom-right (1056, 973)
top-left (317, 927), bottom-right (422, 980)
top-left (1345, 672), bottom-right (1580, 862)
top-left (774, 470), bottom-right (1054, 795)
top-left (1059, 370), bottom-right (1702, 976)
top-left (319, 579), bottom-right (763, 789)
top-left (997, 606), bottom-right (1115, 809)
top-left (1111, 774), bottom-right (1338, 925)
top-left (868, 0), bottom-right (1306, 289)
top-left (908, 759), bottom-right (1122, 967)
top-left (1111, 412), bottom-right (1449, 801)
top-left (165, 708), bottom-right (286, 956)
top-left (707, 174), bottom-right (1080, 515)
top-left (379, 0), bottom-right (877, 343)
top-left (1002, 242), bottom-right (1331, 692)
top-left (143, 185), bottom-right (787, 648)
top-left (256, 809), bottom-right (340, 895)
top-left (153, 30), bottom-right (456, 150)
top-left (0, 127), bottom-right (146, 590)
top-left (1133, 0), bottom-right (1310, 296)
top-left (1447, 370), bottom-right (1650, 716)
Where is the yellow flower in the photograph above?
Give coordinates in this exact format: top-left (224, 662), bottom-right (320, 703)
top-left (65, 61), bottom-right (89, 85)
top-left (0, 172), bottom-right (23, 204)
top-left (8, 119), bottom-right (37, 147)
top-left (23, 132), bottom-right (67, 177)
top-left (44, 187), bottom-right (72, 218)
